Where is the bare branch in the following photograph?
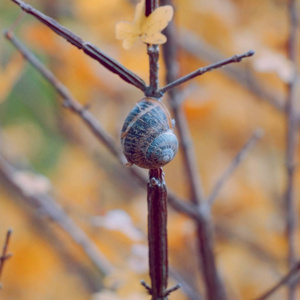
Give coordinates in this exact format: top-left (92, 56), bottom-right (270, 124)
top-left (10, 0), bottom-right (147, 92)
top-left (178, 29), bottom-right (285, 112)
top-left (254, 262), bottom-right (300, 300)
top-left (0, 229), bottom-right (13, 287)
top-left (4, 31), bottom-right (126, 163)
top-left (161, 0), bottom-right (204, 206)
top-left (208, 129), bottom-right (263, 206)
top-left (0, 154), bottom-right (113, 276)
top-left (161, 2), bottom-right (228, 299)
top-left (146, 168), bottom-right (169, 299)
top-left (4, 29), bottom-right (203, 224)
top-left (145, 0), bottom-right (160, 97)
top-left (284, 0), bottom-right (299, 299)
top-left (215, 223), bottom-right (282, 271)
top-left (169, 268), bottom-right (204, 300)
top-left (160, 50), bottom-right (255, 94)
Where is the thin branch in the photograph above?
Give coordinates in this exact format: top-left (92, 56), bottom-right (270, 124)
top-left (0, 229), bottom-right (13, 287)
top-left (161, 0), bottom-right (204, 205)
top-left (145, 0), bottom-right (158, 17)
top-left (254, 262), bottom-right (300, 300)
top-left (208, 129), bottom-right (263, 206)
top-left (169, 268), bottom-right (204, 300)
top-left (4, 29), bottom-right (203, 224)
top-left (178, 29), bottom-right (285, 112)
top-left (145, 0), bottom-right (160, 97)
top-left (0, 154), bottom-right (113, 276)
top-left (4, 31), bottom-right (126, 163)
top-left (284, 0), bottom-right (299, 299)
top-left (215, 223), bottom-right (282, 271)
top-left (10, 0), bottom-right (147, 92)
top-left (160, 50), bottom-right (255, 94)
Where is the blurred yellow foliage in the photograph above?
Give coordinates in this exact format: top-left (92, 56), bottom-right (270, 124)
top-left (0, 53), bottom-right (24, 103)
top-left (1, 0), bottom-right (300, 299)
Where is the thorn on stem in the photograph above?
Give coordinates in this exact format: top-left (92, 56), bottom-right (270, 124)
top-left (164, 283), bottom-right (181, 296)
top-left (141, 280), bottom-right (152, 295)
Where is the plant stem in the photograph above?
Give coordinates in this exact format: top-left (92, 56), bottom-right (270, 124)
top-left (0, 229), bottom-right (12, 282)
top-left (147, 168), bottom-right (168, 299)
top-left (285, 0), bottom-right (299, 299)
top-left (145, 0), bottom-right (160, 98)
top-left (160, 50), bottom-right (255, 94)
top-left (161, 2), bottom-right (227, 298)
top-left (254, 262), bottom-right (300, 300)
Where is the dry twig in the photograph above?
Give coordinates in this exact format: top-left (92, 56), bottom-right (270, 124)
top-left (161, 2), bottom-right (228, 298)
top-left (3, 30), bottom-right (200, 223)
top-left (207, 129), bottom-right (263, 206)
top-left (0, 154), bottom-right (112, 276)
top-left (284, 0), bottom-right (299, 299)
top-left (0, 229), bottom-right (13, 288)
top-left (10, 0), bottom-right (147, 92)
top-left (254, 262), bottom-right (300, 300)
top-left (178, 29), bottom-right (285, 112)
top-left (160, 50), bottom-right (255, 94)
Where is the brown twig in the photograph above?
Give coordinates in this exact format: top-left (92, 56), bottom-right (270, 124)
top-left (161, 0), bottom-right (204, 206)
top-left (254, 262), bottom-right (300, 300)
top-left (284, 0), bottom-right (299, 299)
top-left (207, 129), bottom-right (263, 206)
top-left (215, 223), bottom-right (282, 271)
top-left (0, 154), bottom-right (112, 276)
top-left (178, 29), bottom-right (285, 112)
top-left (10, 0), bottom-right (147, 92)
top-left (145, 0), bottom-right (161, 98)
top-left (160, 50), bottom-right (255, 94)
top-left (144, 168), bottom-right (169, 299)
top-left (0, 229), bottom-right (13, 288)
top-left (169, 268), bottom-right (204, 300)
top-left (143, 2), bottom-right (177, 299)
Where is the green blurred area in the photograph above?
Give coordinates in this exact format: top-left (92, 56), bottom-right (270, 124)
top-left (0, 2), bottom-right (66, 172)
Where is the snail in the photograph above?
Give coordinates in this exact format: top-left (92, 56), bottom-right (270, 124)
top-left (121, 97), bottom-right (178, 169)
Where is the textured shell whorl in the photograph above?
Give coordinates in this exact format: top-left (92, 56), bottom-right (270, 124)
top-left (121, 98), bottom-right (178, 169)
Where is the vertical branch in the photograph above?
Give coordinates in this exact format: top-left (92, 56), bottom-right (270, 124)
top-left (161, 1), bottom-right (227, 300)
top-left (285, 0), bottom-right (299, 299)
top-left (145, 0), bottom-right (160, 97)
top-left (147, 168), bottom-right (168, 299)
top-left (160, 1), bottom-right (204, 205)
top-left (143, 2), bottom-right (179, 299)
top-left (145, 0), bottom-right (158, 16)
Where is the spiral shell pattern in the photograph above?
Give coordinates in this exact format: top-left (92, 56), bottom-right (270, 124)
top-left (121, 97), bottom-right (178, 169)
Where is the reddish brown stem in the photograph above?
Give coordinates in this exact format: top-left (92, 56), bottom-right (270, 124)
top-left (147, 168), bottom-right (169, 299)
top-left (145, 0), bottom-right (160, 98)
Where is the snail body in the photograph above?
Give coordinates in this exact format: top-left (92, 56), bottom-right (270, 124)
top-left (121, 97), bottom-right (178, 169)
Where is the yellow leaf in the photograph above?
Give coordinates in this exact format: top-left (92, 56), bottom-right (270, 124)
top-left (116, 0), bottom-right (173, 49)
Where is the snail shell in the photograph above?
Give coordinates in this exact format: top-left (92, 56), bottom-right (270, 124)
top-left (121, 97), bottom-right (178, 169)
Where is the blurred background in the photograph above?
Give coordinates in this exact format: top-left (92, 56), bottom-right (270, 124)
top-left (0, 0), bottom-right (299, 299)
